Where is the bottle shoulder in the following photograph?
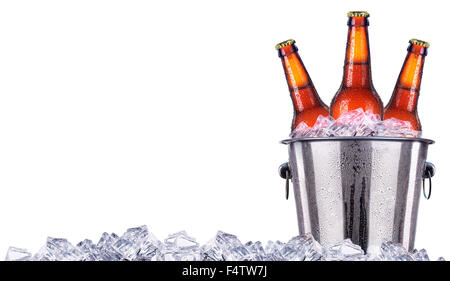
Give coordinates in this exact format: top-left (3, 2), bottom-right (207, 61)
top-left (331, 87), bottom-right (384, 117)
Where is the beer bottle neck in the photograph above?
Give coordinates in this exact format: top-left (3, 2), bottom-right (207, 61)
top-left (389, 44), bottom-right (427, 112)
top-left (342, 17), bottom-right (373, 88)
top-left (278, 44), bottom-right (322, 112)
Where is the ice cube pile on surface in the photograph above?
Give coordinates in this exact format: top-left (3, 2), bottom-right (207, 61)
top-left (5, 225), bottom-right (444, 261)
top-left (290, 108), bottom-right (421, 138)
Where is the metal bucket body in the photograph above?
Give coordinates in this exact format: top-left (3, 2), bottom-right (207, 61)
top-left (282, 137), bottom-right (434, 253)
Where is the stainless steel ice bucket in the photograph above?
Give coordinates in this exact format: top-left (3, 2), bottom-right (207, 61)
top-left (279, 137), bottom-right (435, 253)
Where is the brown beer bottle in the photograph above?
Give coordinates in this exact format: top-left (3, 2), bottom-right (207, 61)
top-left (276, 39), bottom-right (329, 130)
top-left (330, 11), bottom-right (383, 119)
top-left (383, 39), bottom-right (429, 131)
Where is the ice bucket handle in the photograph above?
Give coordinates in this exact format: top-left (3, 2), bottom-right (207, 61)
top-left (279, 161), bottom-right (436, 200)
top-left (278, 162), bottom-right (291, 200)
top-left (422, 162), bottom-right (435, 200)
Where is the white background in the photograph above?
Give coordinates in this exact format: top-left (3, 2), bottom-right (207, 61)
top-left (0, 0), bottom-right (448, 259)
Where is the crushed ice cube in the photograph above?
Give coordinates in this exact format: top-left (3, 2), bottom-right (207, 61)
top-left (383, 118), bottom-right (420, 138)
top-left (323, 239), bottom-right (365, 261)
top-left (77, 239), bottom-right (98, 261)
top-left (411, 248), bottom-right (430, 261)
top-left (5, 226), bottom-right (445, 261)
top-left (5, 247), bottom-right (32, 261)
top-left (245, 241), bottom-right (265, 261)
top-left (158, 231), bottom-right (200, 261)
top-left (281, 233), bottom-right (323, 261)
top-left (33, 237), bottom-right (83, 261)
top-left (164, 231), bottom-right (199, 250)
top-left (290, 109), bottom-right (421, 138)
top-left (113, 225), bottom-right (150, 260)
top-left (380, 241), bottom-right (417, 261)
top-left (137, 232), bottom-right (161, 261)
top-left (96, 232), bottom-right (122, 261)
top-left (201, 231), bottom-right (250, 261)
top-left (264, 240), bottom-right (285, 261)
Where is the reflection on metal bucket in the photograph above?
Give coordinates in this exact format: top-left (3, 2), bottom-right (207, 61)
top-left (279, 137), bottom-right (435, 253)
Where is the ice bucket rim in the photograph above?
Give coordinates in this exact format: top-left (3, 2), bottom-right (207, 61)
top-left (281, 136), bottom-right (434, 145)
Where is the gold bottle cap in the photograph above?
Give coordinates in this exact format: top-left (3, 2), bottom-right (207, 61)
top-left (275, 39), bottom-right (296, 50)
top-left (347, 11), bottom-right (370, 17)
top-left (409, 38), bottom-right (430, 48)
